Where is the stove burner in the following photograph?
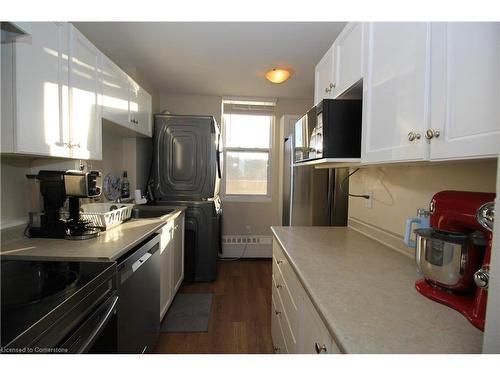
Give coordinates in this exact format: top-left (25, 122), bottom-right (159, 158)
top-left (2, 262), bottom-right (81, 310)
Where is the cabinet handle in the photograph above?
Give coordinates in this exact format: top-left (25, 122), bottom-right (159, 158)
top-left (407, 131), bottom-right (421, 142)
top-left (314, 342), bottom-right (327, 354)
top-left (273, 346), bottom-right (281, 353)
top-left (274, 309), bottom-right (281, 316)
top-left (276, 259), bottom-right (283, 265)
top-left (425, 129), bottom-right (440, 140)
top-left (325, 82), bottom-right (336, 93)
top-left (276, 284), bottom-right (283, 289)
top-left (73, 143), bottom-right (81, 148)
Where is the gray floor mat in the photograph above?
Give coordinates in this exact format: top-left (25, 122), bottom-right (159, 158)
top-left (160, 293), bottom-right (213, 332)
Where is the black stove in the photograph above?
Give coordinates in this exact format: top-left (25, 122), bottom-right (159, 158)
top-left (1, 259), bottom-right (117, 352)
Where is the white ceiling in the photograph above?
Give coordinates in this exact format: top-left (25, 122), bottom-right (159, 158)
top-left (74, 22), bottom-right (346, 99)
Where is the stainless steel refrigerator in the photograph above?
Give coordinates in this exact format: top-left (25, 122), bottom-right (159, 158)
top-left (289, 165), bottom-right (349, 226)
top-left (282, 131), bottom-right (349, 226)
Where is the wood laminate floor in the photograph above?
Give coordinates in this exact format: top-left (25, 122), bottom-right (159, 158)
top-left (153, 259), bottom-right (274, 354)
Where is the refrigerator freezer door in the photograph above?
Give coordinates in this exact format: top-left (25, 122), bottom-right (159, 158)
top-left (153, 115), bottom-right (220, 201)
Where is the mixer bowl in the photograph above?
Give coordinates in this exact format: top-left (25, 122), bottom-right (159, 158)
top-left (414, 228), bottom-right (484, 293)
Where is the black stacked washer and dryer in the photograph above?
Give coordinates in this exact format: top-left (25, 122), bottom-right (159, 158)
top-left (149, 114), bottom-right (222, 282)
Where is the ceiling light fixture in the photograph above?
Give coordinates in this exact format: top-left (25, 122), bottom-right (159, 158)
top-left (265, 68), bottom-right (292, 84)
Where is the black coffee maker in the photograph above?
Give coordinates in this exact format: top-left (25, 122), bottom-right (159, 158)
top-left (27, 170), bottom-right (102, 240)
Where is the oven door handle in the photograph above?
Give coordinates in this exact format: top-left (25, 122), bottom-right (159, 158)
top-left (64, 295), bottom-right (119, 354)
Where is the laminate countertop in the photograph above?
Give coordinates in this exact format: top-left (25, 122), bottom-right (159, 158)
top-left (0, 208), bottom-right (185, 262)
top-left (270, 226), bottom-right (483, 354)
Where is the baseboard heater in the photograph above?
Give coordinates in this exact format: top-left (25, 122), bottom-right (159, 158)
top-left (221, 235), bottom-right (272, 258)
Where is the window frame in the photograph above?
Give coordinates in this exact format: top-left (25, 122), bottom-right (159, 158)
top-left (221, 110), bottom-right (274, 202)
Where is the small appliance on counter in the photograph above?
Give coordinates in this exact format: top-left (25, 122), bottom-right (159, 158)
top-left (27, 170), bottom-right (102, 240)
top-left (414, 190), bottom-right (495, 330)
top-left (404, 208), bottom-right (430, 248)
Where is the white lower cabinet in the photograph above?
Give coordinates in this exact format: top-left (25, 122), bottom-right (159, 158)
top-left (159, 213), bottom-right (185, 320)
top-left (271, 239), bottom-right (340, 354)
top-left (171, 214), bottom-right (185, 294)
top-left (159, 221), bottom-right (174, 320)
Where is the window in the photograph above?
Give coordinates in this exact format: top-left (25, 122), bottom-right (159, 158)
top-left (222, 99), bottom-right (275, 199)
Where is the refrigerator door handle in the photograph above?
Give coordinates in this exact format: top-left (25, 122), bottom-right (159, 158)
top-left (216, 133), bottom-right (222, 179)
top-left (327, 169), bottom-right (333, 222)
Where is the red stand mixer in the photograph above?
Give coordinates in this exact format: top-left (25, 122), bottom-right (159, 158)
top-left (414, 191), bottom-right (495, 331)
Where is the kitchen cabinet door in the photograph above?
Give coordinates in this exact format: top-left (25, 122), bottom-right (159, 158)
top-left (101, 55), bottom-right (130, 128)
top-left (429, 22), bottom-right (500, 161)
top-left (9, 22), bottom-right (71, 157)
top-left (333, 22), bottom-right (363, 97)
top-left (298, 292), bottom-right (340, 354)
top-left (361, 22), bottom-right (431, 164)
top-left (68, 25), bottom-right (102, 160)
top-left (172, 213), bottom-right (185, 295)
top-left (159, 222), bottom-right (174, 320)
top-left (314, 44), bottom-right (335, 106)
top-left (128, 79), bottom-right (153, 137)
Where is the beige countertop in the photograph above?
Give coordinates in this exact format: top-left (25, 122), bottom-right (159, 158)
top-left (0, 208), bottom-right (185, 262)
top-left (270, 226), bottom-right (483, 354)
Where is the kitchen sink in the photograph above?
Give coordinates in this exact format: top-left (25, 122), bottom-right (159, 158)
top-left (131, 207), bottom-right (176, 219)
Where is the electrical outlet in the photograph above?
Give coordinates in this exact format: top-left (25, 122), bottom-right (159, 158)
top-left (365, 192), bottom-right (373, 209)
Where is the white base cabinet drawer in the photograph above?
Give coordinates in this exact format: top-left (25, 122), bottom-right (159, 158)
top-left (299, 290), bottom-right (340, 354)
top-left (272, 238), bottom-right (341, 354)
top-left (271, 296), bottom-right (288, 354)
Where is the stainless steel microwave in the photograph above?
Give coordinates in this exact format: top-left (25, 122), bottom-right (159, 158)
top-left (294, 99), bottom-right (362, 163)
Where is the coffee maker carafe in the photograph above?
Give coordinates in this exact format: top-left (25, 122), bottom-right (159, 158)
top-left (414, 190), bottom-right (495, 331)
top-left (27, 170), bottom-right (102, 240)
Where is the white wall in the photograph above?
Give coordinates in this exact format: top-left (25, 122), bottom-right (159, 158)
top-left (348, 160), bottom-right (498, 255)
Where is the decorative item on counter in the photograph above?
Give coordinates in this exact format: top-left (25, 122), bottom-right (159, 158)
top-left (134, 189), bottom-right (147, 205)
top-left (121, 171), bottom-right (130, 199)
top-left (404, 208), bottom-right (430, 248)
top-left (103, 173), bottom-right (122, 201)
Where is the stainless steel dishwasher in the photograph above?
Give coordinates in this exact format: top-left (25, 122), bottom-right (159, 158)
top-left (116, 234), bottom-right (160, 353)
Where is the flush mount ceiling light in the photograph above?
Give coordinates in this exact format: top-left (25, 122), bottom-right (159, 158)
top-left (265, 68), bottom-right (292, 84)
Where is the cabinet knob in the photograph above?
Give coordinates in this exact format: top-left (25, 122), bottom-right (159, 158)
top-left (425, 129), bottom-right (440, 140)
top-left (273, 346), bottom-right (281, 353)
top-left (325, 82), bottom-right (336, 93)
top-left (314, 342), bottom-right (327, 354)
top-left (275, 310), bottom-right (281, 316)
top-left (276, 284), bottom-right (283, 289)
top-left (407, 131), bottom-right (421, 142)
top-left (276, 259), bottom-right (283, 265)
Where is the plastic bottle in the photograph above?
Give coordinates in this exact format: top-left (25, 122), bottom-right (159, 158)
top-left (121, 171), bottom-right (130, 199)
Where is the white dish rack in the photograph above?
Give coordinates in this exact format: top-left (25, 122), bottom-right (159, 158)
top-left (80, 203), bottom-right (135, 231)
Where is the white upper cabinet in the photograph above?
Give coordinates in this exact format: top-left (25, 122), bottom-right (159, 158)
top-left (361, 22), bottom-right (431, 164)
top-left (429, 22), bottom-right (500, 161)
top-left (68, 25), bottom-right (102, 160)
top-left (101, 55), bottom-right (130, 128)
top-left (333, 22), bottom-right (363, 97)
top-left (128, 78), bottom-right (153, 137)
top-left (314, 45), bottom-right (335, 105)
top-left (1, 22), bottom-right (71, 157)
